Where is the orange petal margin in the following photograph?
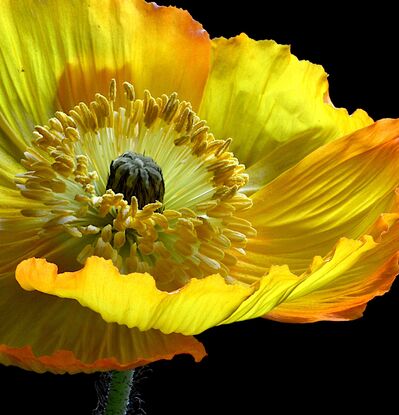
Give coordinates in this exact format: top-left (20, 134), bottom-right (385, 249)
top-left (265, 219), bottom-right (399, 323)
top-left (0, 336), bottom-right (206, 375)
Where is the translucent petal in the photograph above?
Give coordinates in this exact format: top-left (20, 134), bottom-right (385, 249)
top-left (233, 119), bottom-right (399, 280)
top-left (0, 275), bottom-right (205, 374)
top-left (199, 34), bottom-right (373, 191)
top-left (0, 0), bottom-right (210, 158)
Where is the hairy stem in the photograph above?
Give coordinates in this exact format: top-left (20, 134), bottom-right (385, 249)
top-left (104, 369), bottom-right (135, 415)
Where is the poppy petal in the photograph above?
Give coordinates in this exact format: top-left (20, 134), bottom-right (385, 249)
top-left (15, 225), bottom-right (399, 334)
top-left (224, 216), bottom-right (399, 323)
top-left (0, 0), bottom-right (210, 157)
top-left (0, 276), bottom-right (205, 374)
top-left (233, 119), bottom-right (399, 280)
top-left (199, 34), bottom-right (372, 191)
top-left (16, 257), bottom-right (253, 335)
top-left (266, 228), bottom-right (399, 323)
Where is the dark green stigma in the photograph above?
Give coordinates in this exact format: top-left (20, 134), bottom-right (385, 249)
top-left (106, 151), bottom-right (165, 209)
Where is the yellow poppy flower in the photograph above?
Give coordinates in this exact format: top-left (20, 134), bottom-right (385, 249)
top-left (1, 0), bottom-right (398, 375)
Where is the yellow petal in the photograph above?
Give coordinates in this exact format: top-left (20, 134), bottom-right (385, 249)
top-left (16, 257), bottom-right (253, 335)
top-left (227, 232), bottom-right (398, 323)
top-left (8, 225), bottom-right (397, 374)
top-left (0, 0), bottom-right (210, 156)
top-left (0, 275), bottom-right (205, 374)
top-left (233, 119), bottom-right (399, 281)
top-left (15, 224), bottom-right (399, 335)
top-left (266, 226), bottom-right (399, 323)
top-left (199, 34), bottom-right (373, 191)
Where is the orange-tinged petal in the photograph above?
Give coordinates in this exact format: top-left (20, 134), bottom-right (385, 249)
top-left (225, 217), bottom-right (399, 324)
top-left (14, 224), bottom-right (399, 338)
top-left (199, 34), bottom-right (373, 191)
top-left (266, 224), bottom-right (399, 323)
top-left (0, 335), bottom-right (205, 375)
top-left (233, 119), bottom-right (399, 281)
top-left (0, 275), bottom-right (205, 374)
top-left (0, 0), bottom-right (210, 158)
top-left (54, 0), bottom-right (210, 111)
top-left (16, 257), bottom-right (253, 335)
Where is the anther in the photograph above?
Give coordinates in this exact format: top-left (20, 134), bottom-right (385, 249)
top-left (123, 82), bottom-right (135, 101)
top-left (109, 79), bottom-right (117, 102)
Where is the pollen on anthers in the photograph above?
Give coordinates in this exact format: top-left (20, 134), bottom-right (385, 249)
top-left (16, 79), bottom-right (256, 290)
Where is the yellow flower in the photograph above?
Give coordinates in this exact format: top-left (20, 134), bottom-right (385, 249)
top-left (1, 0), bottom-right (398, 374)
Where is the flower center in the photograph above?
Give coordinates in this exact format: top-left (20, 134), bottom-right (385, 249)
top-left (16, 80), bottom-right (256, 290)
top-left (106, 151), bottom-right (165, 208)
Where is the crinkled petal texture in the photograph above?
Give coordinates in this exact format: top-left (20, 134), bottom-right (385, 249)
top-left (233, 119), bottom-right (399, 279)
top-left (231, 119), bottom-right (399, 321)
top-left (266, 231), bottom-right (399, 323)
top-left (0, 0), bottom-right (210, 156)
top-left (0, 274), bottom-right (206, 374)
top-left (16, 197), bottom-right (399, 333)
top-left (199, 34), bottom-right (373, 192)
top-left (8, 219), bottom-right (399, 374)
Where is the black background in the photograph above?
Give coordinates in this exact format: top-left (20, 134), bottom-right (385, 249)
top-left (1, 1), bottom-right (399, 414)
